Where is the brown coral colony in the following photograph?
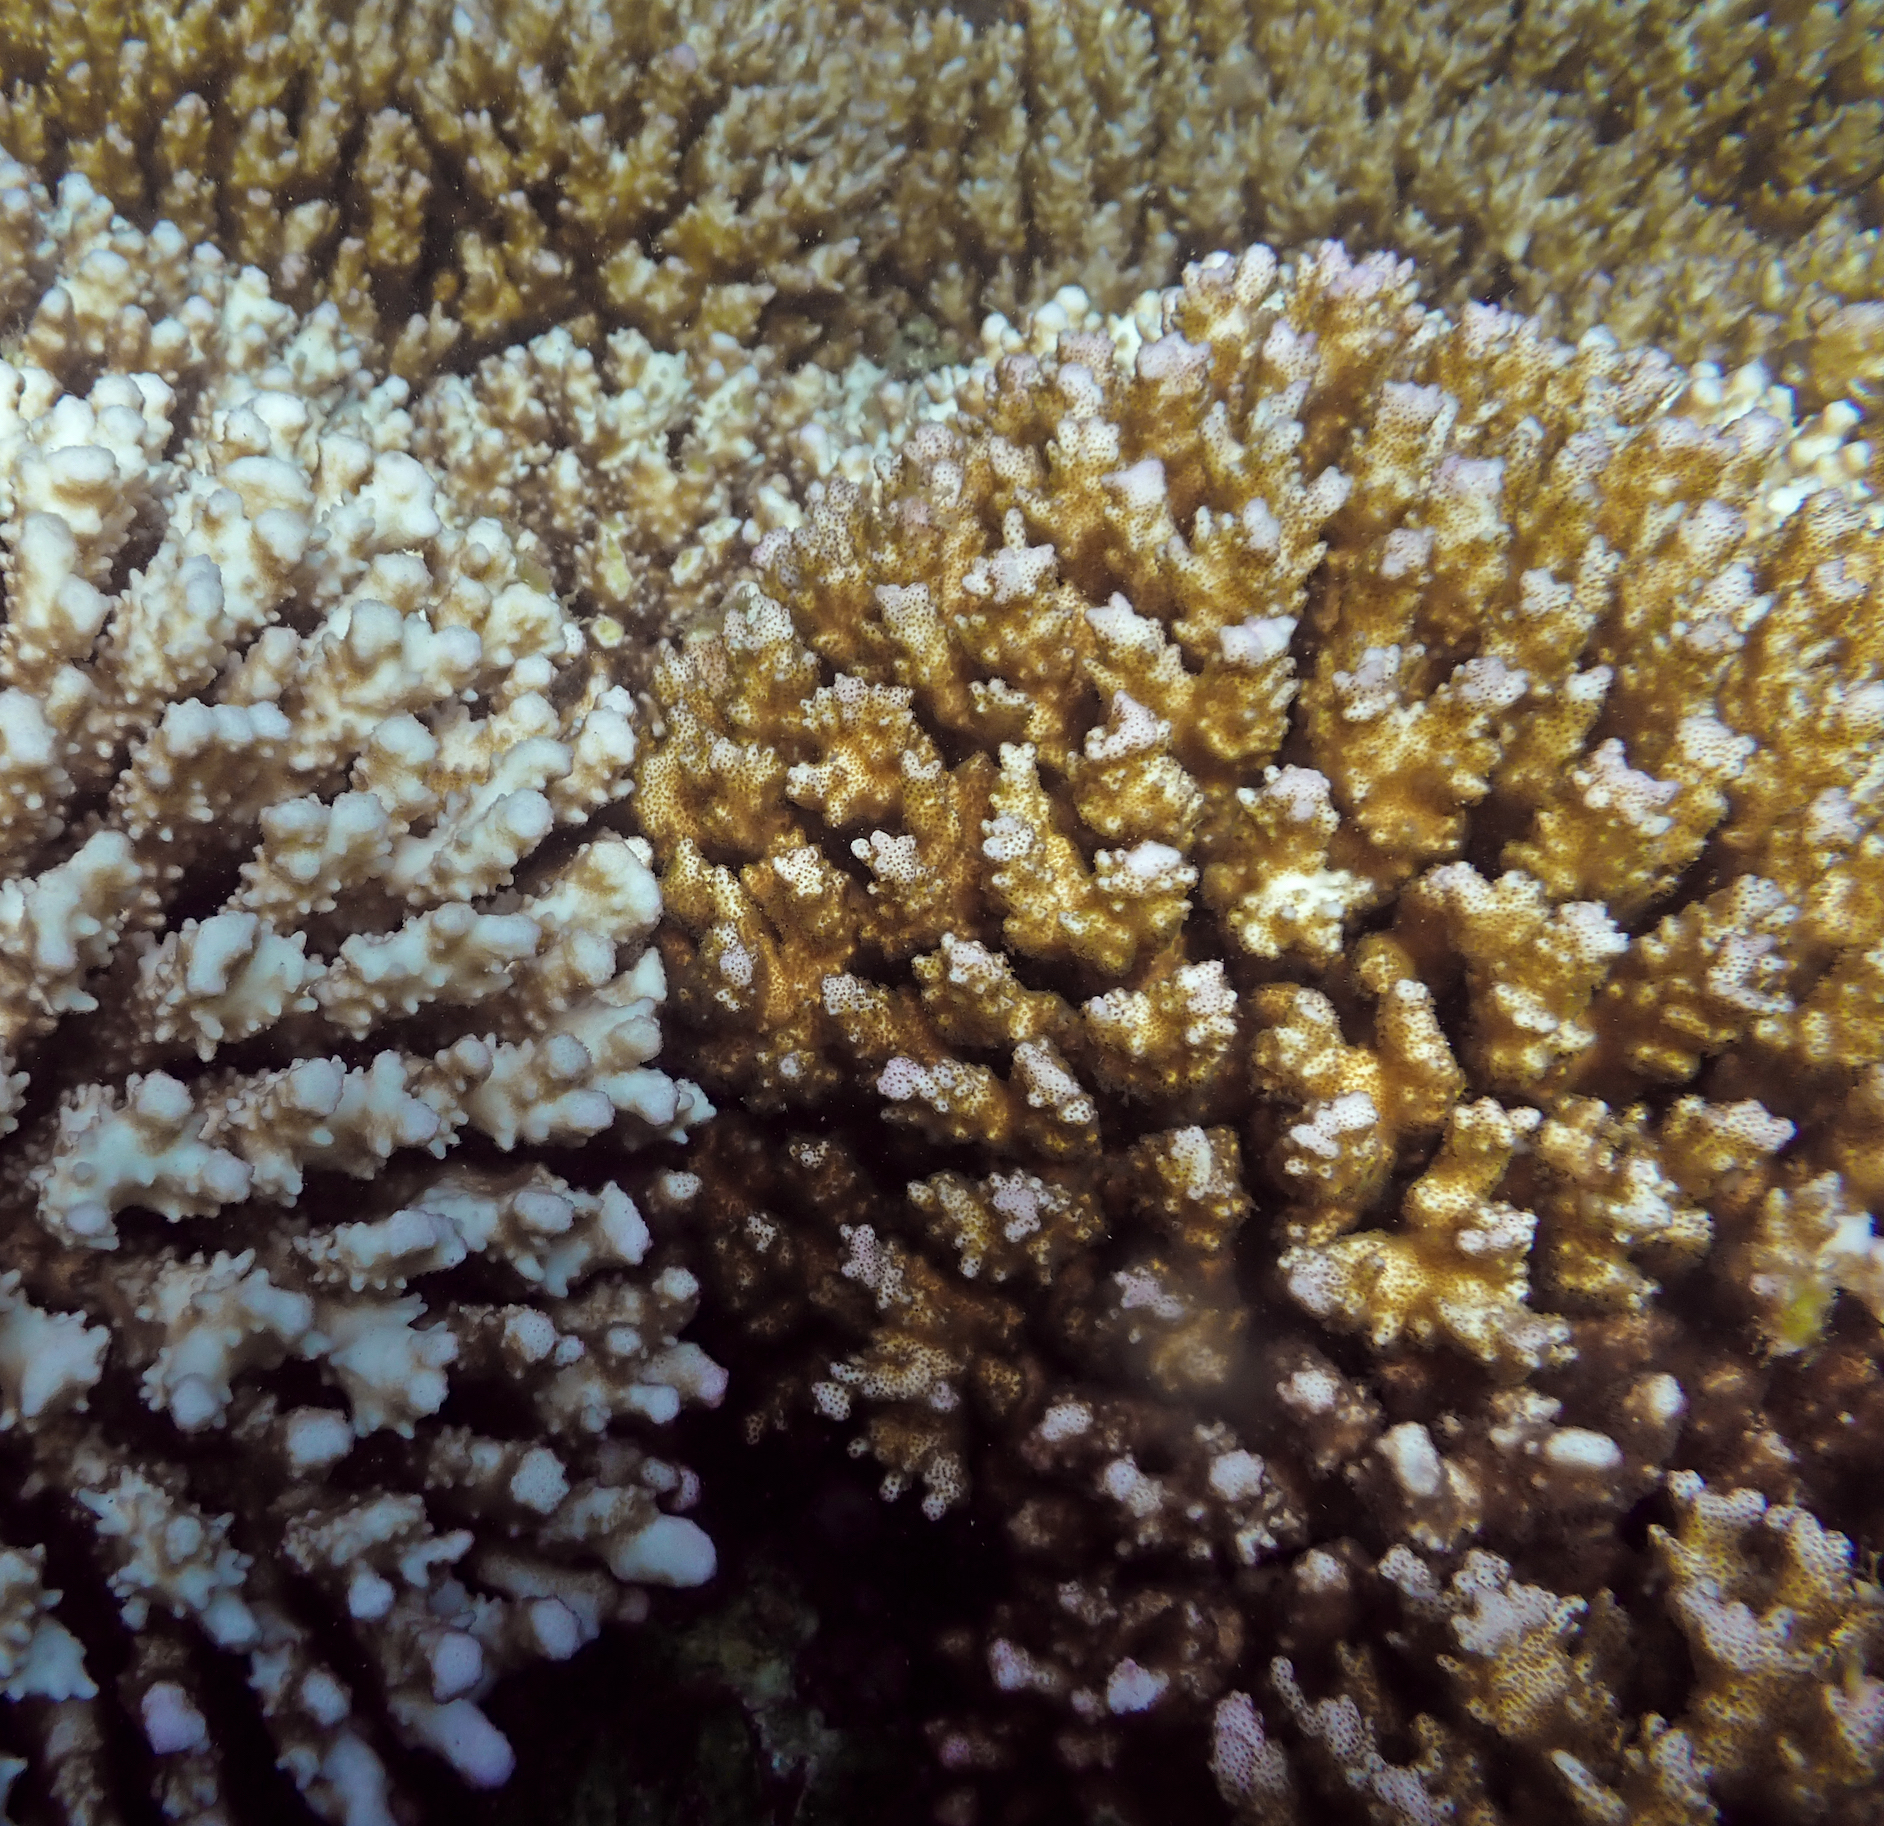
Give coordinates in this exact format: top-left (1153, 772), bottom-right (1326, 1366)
top-left (640, 242), bottom-right (1884, 1821)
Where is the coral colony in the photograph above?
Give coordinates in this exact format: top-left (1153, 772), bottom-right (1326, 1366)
top-left (1, 3), bottom-right (1883, 1823)
top-left (0, 173), bottom-right (717, 1821)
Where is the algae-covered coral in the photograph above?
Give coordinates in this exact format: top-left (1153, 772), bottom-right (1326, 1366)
top-left (637, 241), bottom-right (1884, 1821)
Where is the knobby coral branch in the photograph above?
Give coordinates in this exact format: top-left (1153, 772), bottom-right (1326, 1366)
top-left (0, 163), bottom-right (718, 1822)
top-left (638, 238), bottom-right (1884, 1820)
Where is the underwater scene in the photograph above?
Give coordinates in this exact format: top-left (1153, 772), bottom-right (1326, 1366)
top-left (0, 2), bottom-right (1881, 1822)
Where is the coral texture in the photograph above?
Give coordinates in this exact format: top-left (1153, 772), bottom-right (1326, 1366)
top-left (3, 0), bottom-right (1881, 394)
top-left (19, 0), bottom-right (1878, 674)
top-left (409, 316), bottom-right (963, 662)
top-left (0, 164), bottom-right (717, 1821)
top-left (4, 2), bottom-right (1884, 1820)
top-left (638, 240), bottom-right (1884, 1819)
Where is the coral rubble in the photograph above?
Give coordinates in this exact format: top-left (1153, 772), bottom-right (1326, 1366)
top-left (0, 163), bottom-right (717, 1821)
top-left (638, 239), bottom-right (1884, 1821)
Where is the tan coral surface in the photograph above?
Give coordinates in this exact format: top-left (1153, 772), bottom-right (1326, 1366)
top-left (638, 240), bottom-right (1884, 1821)
top-left (4, 0), bottom-right (1884, 1817)
top-left (0, 163), bottom-right (717, 1822)
top-left (3, 0), bottom-right (1882, 394)
top-left (382, 0), bottom-right (1884, 665)
top-left (19, 0), bottom-right (1879, 680)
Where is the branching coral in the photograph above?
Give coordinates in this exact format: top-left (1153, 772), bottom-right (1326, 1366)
top-left (0, 163), bottom-right (718, 1820)
top-left (4, 0), bottom-right (1884, 416)
top-left (1213, 1473), bottom-right (1884, 1826)
top-left (19, 0), bottom-right (1877, 685)
top-left (4, 4), bottom-right (1884, 1820)
top-left (637, 236), bottom-right (1884, 1820)
top-left (409, 316), bottom-right (964, 660)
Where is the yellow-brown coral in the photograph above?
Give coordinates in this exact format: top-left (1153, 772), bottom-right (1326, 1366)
top-left (7, 0), bottom-right (1884, 421)
top-left (638, 235), bottom-right (1884, 1820)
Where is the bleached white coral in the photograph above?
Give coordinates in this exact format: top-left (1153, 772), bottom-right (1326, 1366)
top-left (0, 164), bottom-right (717, 1819)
